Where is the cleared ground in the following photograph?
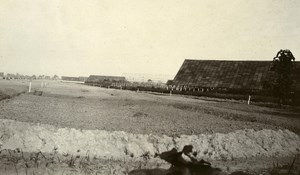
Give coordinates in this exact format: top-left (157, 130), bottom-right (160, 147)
top-left (0, 80), bottom-right (300, 174)
top-left (0, 80), bottom-right (299, 136)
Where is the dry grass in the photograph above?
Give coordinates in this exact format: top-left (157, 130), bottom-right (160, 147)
top-left (0, 148), bottom-right (298, 175)
top-left (0, 148), bottom-right (166, 175)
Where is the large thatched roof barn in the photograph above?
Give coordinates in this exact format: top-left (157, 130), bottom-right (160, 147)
top-left (172, 59), bottom-right (300, 91)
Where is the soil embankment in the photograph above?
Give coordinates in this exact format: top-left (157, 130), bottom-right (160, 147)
top-left (0, 119), bottom-right (299, 161)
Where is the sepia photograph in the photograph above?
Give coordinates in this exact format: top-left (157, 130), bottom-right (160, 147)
top-left (0, 0), bottom-right (299, 174)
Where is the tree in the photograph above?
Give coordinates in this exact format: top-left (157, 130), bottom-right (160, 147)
top-left (31, 75), bottom-right (37, 80)
top-left (270, 49), bottom-right (295, 105)
top-left (52, 75), bottom-right (60, 80)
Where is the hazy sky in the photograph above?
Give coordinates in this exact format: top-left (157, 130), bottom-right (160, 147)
top-left (0, 0), bottom-right (299, 80)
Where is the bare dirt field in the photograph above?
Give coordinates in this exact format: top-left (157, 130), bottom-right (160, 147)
top-left (0, 80), bottom-right (299, 136)
top-left (0, 79), bottom-right (299, 175)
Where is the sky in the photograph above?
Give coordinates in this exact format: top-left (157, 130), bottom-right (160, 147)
top-left (0, 0), bottom-right (299, 81)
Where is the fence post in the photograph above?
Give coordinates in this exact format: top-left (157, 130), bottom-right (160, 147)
top-left (29, 82), bottom-right (32, 93)
top-left (248, 95), bottom-right (251, 105)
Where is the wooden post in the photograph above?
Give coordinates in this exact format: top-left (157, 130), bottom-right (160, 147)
top-left (29, 82), bottom-right (32, 93)
top-left (248, 95), bottom-right (251, 105)
top-left (170, 90), bottom-right (172, 96)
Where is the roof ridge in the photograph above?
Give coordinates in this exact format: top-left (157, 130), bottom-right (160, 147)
top-left (184, 59), bottom-right (272, 62)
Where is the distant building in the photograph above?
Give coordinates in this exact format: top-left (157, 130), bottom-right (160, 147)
top-left (61, 76), bottom-right (87, 82)
top-left (123, 73), bottom-right (172, 83)
top-left (61, 76), bottom-right (80, 81)
top-left (85, 75), bottom-right (126, 87)
top-left (171, 59), bottom-right (300, 92)
top-left (78, 76), bottom-right (88, 82)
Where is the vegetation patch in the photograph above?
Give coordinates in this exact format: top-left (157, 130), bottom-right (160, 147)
top-left (132, 112), bottom-right (149, 118)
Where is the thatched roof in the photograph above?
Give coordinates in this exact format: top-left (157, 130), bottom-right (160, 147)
top-left (172, 59), bottom-right (300, 90)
